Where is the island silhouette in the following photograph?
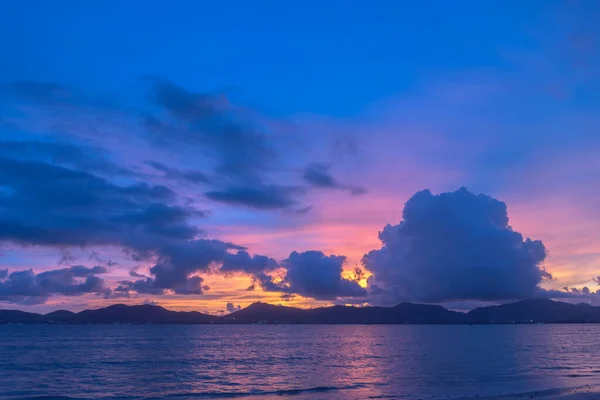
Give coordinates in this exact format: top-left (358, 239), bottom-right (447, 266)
top-left (2, 299), bottom-right (600, 324)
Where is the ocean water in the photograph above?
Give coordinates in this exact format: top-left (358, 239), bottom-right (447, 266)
top-left (1, 325), bottom-right (600, 400)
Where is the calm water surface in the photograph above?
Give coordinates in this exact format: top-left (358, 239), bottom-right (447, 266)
top-left (1, 325), bottom-right (599, 400)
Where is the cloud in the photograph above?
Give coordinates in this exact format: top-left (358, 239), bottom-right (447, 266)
top-left (220, 251), bottom-right (278, 274)
top-left (255, 250), bottom-right (368, 300)
top-left (2, 79), bottom-right (339, 214)
top-left (363, 187), bottom-right (549, 304)
top-left (303, 163), bottom-right (337, 188)
top-left (149, 78), bottom-right (223, 120)
top-left (303, 163), bottom-right (366, 195)
top-left (594, 276), bottom-right (600, 285)
top-left (0, 265), bottom-right (110, 305)
top-left (146, 79), bottom-right (329, 211)
top-left (129, 269), bottom-right (147, 278)
top-left (1, 81), bottom-right (76, 105)
top-left (0, 156), bottom-right (203, 246)
top-left (539, 287), bottom-right (600, 306)
top-left (115, 277), bottom-right (164, 296)
top-left (294, 206), bottom-right (313, 215)
top-left (0, 269), bottom-right (8, 279)
top-left (171, 275), bottom-right (208, 295)
top-left (0, 140), bottom-right (127, 178)
top-left (145, 161), bottom-right (210, 184)
top-left (226, 302), bottom-right (241, 313)
top-left (115, 239), bottom-right (244, 296)
top-left (0, 137), bottom-right (281, 300)
top-left (582, 287), bottom-right (590, 294)
top-left (147, 78), bottom-right (276, 181)
top-left (115, 273), bottom-right (210, 297)
top-left (205, 185), bottom-right (302, 210)
top-left (116, 273), bottom-right (209, 297)
top-left (280, 294), bottom-right (296, 302)
top-left (0, 78), bottom-right (375, 305)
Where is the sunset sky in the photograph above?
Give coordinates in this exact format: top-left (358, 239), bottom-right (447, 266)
top-left (1, 0), bottom-right (599, 313)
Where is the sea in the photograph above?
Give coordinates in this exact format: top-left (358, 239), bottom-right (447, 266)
top-left (1, 324), bottom-right (600, 400)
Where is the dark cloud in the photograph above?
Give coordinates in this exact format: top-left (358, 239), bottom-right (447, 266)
top-left (0, 154), bottom-right (283, 301)
top-left (303, 163), bottom-right (366, 195)
top-left (303, 163), bottom-right (337, 187)
top-left (115, 239), bottom-right (245, 296)
top-left (0, 139), bottom-right (280, 300)
top-left (280, 294), bottom-right (296, 302)
top-left (3, 79), bottom-right (342, 214)
top-left (147, 78), bottom-right (275, 181)
top-left (146, 161), bottom-right (210, 184)
top-left (363, 187), bottom-right (549, 304)
top-left (88, 251), bottom-right (119, 268)
top-left (220, 251), bottom-right (278, 274)
top-left (143, 240), bottom-right (238, 289)
top-left (0, 78), bottom-right (373, 306)
top-left (226, 302), bottom-right (241, 313)
top-left (112, 203), bottom-right (206, 239)
top-left (129, 269), bottom-right (147, 278)
top-left (255, 251), bottom-right (368, 300)
top-left (115, 277), bottom-right (164, 296)
top-left (149, 77), bottom-right (223, 120)
top-left (116, 272), bottom-right (208, 297)
top-left (352, 267), bottom-right (365, 282)
top-left (0, 140), bottom-right (126, 177)
top-left (594, 276), bottom-right (600, 285)
top-left (205, 185), bottom-right (302, 210)
top-left (582, 287), bottom-right (591, 294)
top-left (1, 81), bottom-right (75, 105)
top-left (0, 265), bottom-right (109, 305)
top-left (0, 269), bottom-right (7, 279)
top-left (294, 206), bottom-right (313, 215)
top-left (144, 79), bottom-right (320, 211)
top-left (171, 275), bottom-right (208, 295)
top-left (0, 156), bottom-right (203, 247)
top-left (58, 249), bottom-right (76, 266)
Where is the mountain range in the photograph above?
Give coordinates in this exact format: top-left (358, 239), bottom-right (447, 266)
top-left (1, 299), bottom-right (600, 324)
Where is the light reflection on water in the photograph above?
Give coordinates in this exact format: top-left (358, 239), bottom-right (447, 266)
top-left (1, 325), bottom-right (599, 399)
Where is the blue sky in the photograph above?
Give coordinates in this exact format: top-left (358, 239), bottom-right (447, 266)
top-left (5, 0), bottom-right (591, 115)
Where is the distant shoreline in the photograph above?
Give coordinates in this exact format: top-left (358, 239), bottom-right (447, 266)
top-left (2, 298), bottom-right (600, 325)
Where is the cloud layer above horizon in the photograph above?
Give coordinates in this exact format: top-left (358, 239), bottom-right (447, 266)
top-left (1, 0), bottom-right (599, 311)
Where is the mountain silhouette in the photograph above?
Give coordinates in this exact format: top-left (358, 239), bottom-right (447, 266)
top-left (467, 298), bottom-right (600, 323)
top-left (2, 299), bottom-right (600, 324)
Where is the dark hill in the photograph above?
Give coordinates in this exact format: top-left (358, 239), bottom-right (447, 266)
top-left (220, 301), bottom-right (465, 324)
top-left (43, 310), bottom-right (76, 322)
top-left (2, 299), bottom-right (600, 324)
top-left (467, 298), bottom-right (600, 323)
top-left (0, 309), bottom-right (42, 323)
top-left (73, 304), bottom-right (216, 324)
top-left (219, 302), bottom-right (307, 323)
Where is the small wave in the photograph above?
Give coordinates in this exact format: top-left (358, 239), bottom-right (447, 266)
top-left (155, 385), bottom-right (365, 398)
top-left (10, 385), bottom-right (367, 400)
top-left (13, 397), bottom-right (77, 400)
top-left (443, 384), bottom-right (600, 400)
top-left (12, 397), bottom-right (138, 400)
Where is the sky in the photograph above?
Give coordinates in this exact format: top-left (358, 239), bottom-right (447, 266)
top-left (0, 0), bottom-right (599, 313)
